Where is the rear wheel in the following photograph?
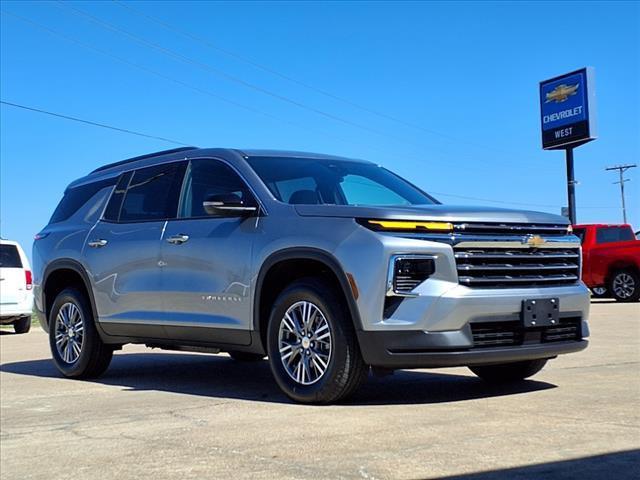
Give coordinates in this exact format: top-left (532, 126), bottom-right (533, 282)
top-left (469, 359), bottom-right (548, 383)
top-left (13, 316), bottom-right (31, 334)
top-left (266, 278), bottom-right (368, 404)
top-left (49, 288), bottom-right (113, 378)
top-left (609, 269), bottom-right (640, 302)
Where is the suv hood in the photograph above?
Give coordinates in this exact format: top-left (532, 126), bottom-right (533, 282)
top-left (294, 204), bottom-right (569, 225)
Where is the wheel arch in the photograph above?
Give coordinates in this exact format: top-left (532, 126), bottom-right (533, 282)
top-left (606, 261), bottom-right (640, 282)
top-left (253, 248), bottom-right (363, 351)
top-left (42, 259), bottom-right (102, 335)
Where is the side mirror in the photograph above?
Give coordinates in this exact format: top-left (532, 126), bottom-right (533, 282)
top-left (203, 193), bottom-right (258, 217)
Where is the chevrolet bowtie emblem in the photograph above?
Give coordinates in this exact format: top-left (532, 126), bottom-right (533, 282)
top-left (523, 234), bottom-right (546, 248)
top-left (545, 83), bottom-right (579, 103)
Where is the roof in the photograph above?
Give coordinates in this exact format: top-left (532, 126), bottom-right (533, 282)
top-left (67, 147), bottom-right (373, 189)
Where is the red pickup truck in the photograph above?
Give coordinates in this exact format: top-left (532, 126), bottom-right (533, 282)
top-left (573, 224), bottom-right (640, 302)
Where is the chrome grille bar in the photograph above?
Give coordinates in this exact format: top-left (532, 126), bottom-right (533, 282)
top-left (454, 246), bottom-right (581, 288)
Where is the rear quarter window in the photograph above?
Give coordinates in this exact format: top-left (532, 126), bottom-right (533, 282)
top-left (0, 245), bottom-right (22, 268)
top-left (50, 178), bottom-right (116, 224)
top-left (596, 226), bottom-right (635, 244)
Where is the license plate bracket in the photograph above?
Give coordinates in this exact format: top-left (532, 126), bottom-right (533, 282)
top-left (521, 298), bottom-right (559, 328)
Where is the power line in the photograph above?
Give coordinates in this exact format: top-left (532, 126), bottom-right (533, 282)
top-left (54, 0), bottom-right (393, 139)
top-left (55, 1), bottom-right (524, 169)
top-left (111, 0), bottom-right (509, 155)
top-left (0, 100), bottom-right (189, 145)
top-left (7, 3), bottom-right (460, 167)
top-left (0, 8), bottom-right (361, 149)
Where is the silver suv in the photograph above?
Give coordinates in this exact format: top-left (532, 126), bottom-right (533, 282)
top-left (33, 148), bottom-right (589, 403)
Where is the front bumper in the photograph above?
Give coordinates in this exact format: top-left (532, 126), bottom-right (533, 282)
top-left (357, 328), bottom-right (588, 368)
top-left (354, 281), bottom-right (590, 369)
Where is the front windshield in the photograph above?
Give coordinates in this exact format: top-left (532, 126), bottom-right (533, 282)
top-left (246, 157), bottom-right (438, 206)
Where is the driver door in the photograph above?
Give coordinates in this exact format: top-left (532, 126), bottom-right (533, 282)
top-left (160, 158), bottom-right (261, 345)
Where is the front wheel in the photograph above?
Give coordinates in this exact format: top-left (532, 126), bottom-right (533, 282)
top-left (49, 288), bottom-right (113, 378)
top-left (609, 269), bottom-right (640, 302)
top-left (469, 359), bottom-right (548, 383)
top-left (13, 316), bottom-right (31, 334)
top-left (590, 286), bottom-right (608, 298)
top-left (266, 278), bottom-right (368, 404)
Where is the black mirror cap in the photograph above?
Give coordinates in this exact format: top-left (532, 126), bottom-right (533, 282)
top-left (202, 193), bottom-right (258, 217)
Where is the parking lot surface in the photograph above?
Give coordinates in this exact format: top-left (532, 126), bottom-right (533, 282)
top-left (1, 300), bottom-right (639, 480)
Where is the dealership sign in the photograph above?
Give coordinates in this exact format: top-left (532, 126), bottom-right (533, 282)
top-left (540, 67), bottom-right (596, 149)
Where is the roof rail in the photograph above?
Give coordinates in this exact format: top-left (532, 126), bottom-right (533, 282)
top-left (91, 147), bottom-right (198, 174)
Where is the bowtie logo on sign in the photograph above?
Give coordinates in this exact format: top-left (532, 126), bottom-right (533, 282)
top-left (545, 83), bottom-right (579, 104)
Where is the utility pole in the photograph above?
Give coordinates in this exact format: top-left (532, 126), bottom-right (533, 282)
top-left (605, 164), bottom-right (637, 224)
top-left (566, 148), bottom-right (577, 224)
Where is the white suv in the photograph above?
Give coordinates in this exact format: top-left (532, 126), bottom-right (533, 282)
top-left (0, 240), bottom-right (33, 333)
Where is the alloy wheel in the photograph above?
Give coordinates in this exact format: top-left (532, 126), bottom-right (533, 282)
top-left (278, 301), bottom-right (332, 385)
top-left (613, 273), bottom-right (635, 299)
top-left (54, 302), bottom-right (85, 364)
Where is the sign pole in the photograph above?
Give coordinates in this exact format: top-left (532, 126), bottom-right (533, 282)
top-left (565, 147), bottom-right (576, 224)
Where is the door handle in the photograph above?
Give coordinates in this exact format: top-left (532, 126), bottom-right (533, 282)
top-left (88, 239), bottom-right (108, 248)
top-left (166, 234), bottom-right (189, 245)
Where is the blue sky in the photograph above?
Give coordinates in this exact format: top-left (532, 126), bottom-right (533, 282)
top-left (1, 1), bottom-right (639, 258)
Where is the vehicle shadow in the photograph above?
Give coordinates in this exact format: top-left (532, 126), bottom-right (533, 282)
top-left (0, 351), bottom-right (556, 406)
top-left (430, 449), bottom-right (640, 480)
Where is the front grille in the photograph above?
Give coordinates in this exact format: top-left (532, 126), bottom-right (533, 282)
top-left (541, 321), bottom-right (581, 342)
top-left (470, 321), bottom-right (522, 347)
top-left (471, 318), bottom-right (581, 348)
top-left (455, 248), bottom-right (580, 288)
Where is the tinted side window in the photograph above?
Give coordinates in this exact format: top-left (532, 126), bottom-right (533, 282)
top-left (119, 162), bottom-right (186, 222)
top-left (50, 178), bottom-right (116, 224)
top-left (179, 159), bottom-right (254, 218)
top-left (0, 245), bottom-right (22, 268)
top-left (596, 226), bottom-right (635, 244)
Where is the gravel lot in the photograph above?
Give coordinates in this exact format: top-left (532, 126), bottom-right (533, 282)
top-left (1, 300), bottom-right (638, 479)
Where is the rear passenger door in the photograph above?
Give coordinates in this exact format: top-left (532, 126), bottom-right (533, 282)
top-left (160, 158), bottom-right (260, 345)
top-left (83, 161), bottom-right (186, 339)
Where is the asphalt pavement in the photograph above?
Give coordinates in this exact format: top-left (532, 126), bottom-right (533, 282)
top-left (1, 300), bottom-right (638, 479)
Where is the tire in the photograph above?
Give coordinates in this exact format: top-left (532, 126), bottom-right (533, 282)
top-left (266, 278), bottom-right (368, 404)
top-left (469, 359), bottom-right (548, 383)
top-left (48, 288), bottom-right (113, 379)
top-left (590, 286), bottom-right (608, 298)
top-left (608, 269), bottom-right (640, 303)
top-left (228, 351), bottom-right (265, 362)
top-left (13, 316), bottom-right (31, 334)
